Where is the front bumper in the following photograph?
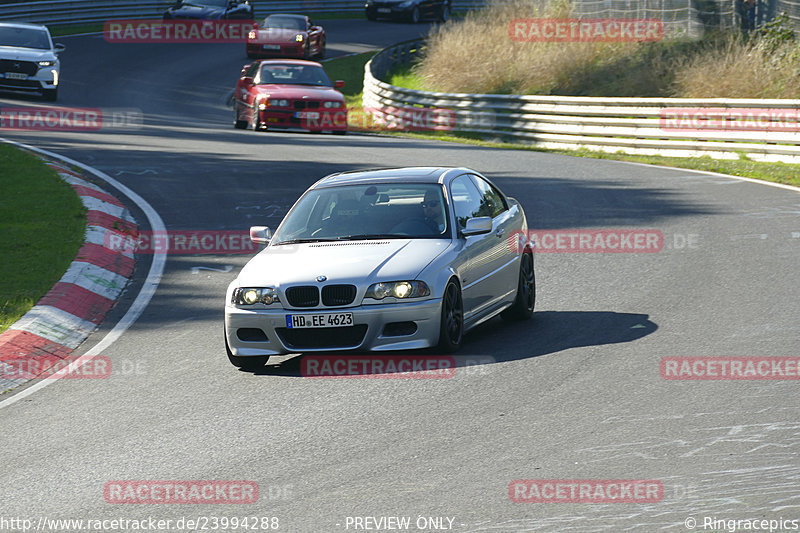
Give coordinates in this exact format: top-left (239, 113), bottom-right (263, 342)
top-left (258, 109), bottom-right (347, 132)
top-left (0, 68), bottom-right (58, 94)
top-left (225, 298), bottom-right (442, 356)
top-left (246, 42), bottom-right (305, 58)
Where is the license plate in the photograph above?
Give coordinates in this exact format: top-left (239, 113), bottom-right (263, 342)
top-left (5, 72), bottom-right (27, 80)
top-left (286, 313), bottom-right (353, 328)
top-left (262, 44), bottom-right (280, 50)
top-left (377, 7), bottom-right (391, 13)
top-left (295, 111), bottom-right (319, 119)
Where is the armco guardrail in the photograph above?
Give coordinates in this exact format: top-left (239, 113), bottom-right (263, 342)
top-left (0, 0), bottom-right (486, 26)
top-left (363, 39), bottom-right (800, 163)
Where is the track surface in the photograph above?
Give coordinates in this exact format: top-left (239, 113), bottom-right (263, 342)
top-left (1, 19), bottom-right (799, 533)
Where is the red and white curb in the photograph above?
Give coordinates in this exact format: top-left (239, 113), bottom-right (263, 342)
top-left (0, 159), bottom-right (138, 393)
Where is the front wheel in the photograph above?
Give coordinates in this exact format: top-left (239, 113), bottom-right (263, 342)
top-left (501, 252), bottom-right (535, 320)
top-left (316, 38), bottom-right (326, 59)
top-left (409, 6), bottom-right (421, 23)
top-left (437, 279), bottom-right (463, 352)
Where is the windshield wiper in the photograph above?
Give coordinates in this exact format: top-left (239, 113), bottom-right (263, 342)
top-left (336, 234), bottom-right (406, 240)
top-left (273, 238), bottom-right (336, 245)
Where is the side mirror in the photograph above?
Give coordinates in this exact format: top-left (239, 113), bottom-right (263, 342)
top-left (250, 226), bottom-right (272, 244)
top-left (54, 43), bottom-right (65, 53)
top-left (461, 216), bottom-right (492, 237)
top-left (334, 80), bottom-right (345, 88)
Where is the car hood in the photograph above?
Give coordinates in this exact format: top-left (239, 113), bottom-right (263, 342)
top-left (166, 5), bottom-right (224, 19)
top-left (237, 239), bottom-right (449, 286)
top-left (0, 46), bottom-right (55, 62)
top-left (253, 28), bottom-right (306, 43)
top-left (255, 84), bottom-right (344, 101)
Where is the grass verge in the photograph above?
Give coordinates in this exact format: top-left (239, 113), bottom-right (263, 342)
top-left (324, 52), bottom-right (800, 188)
top-left (0, 145), bottom-right (86, 334)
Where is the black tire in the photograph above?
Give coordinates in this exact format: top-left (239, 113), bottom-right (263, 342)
top-left (410, 6), bottom-right (421, 23)
top-left (437, 279), bottom-right (463, 352)
top-left (366, 10), bottom-right (377, 21)
top-left (303, 42), bottom-right (310, 59)
top-left (225, 327), bottom-right (269, 370)
top-left (42, 87), bottom-right (57, 102)
top-left (233, 103), bottom-right (247, 129)
top-left (316, 38), bottom-right (326, 59)
top-left (332, 130), bottom-right (346, 135)
top-left (501, 252), bottom-right (535, 320)
top-left (440, 3), bottom-right (450, 22)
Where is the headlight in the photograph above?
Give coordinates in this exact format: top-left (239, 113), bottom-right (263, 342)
top-left (365, 281), bottom-right (430, 300)
top-left (232, 287), bottom-right (279, 305)
top-left (295, 34), bottom-right (304, 42)
top-left (38, 61), bottom-right (55, 67)
top-left (248, 30), bottom-right (257, 39)
top-left (268, 98), bottom-right (289, 107)
top-left (323, 101), bottom-right (342, 108)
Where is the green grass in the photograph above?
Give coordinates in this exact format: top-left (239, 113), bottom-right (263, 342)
top-left (0, 146), bottom-right (86, 334)
top-left (324, 51), bottom-right (377, 107)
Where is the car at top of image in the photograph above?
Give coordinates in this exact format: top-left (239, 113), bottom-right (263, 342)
top-left (0, 22), bottom-right (64, 101)
top-left (246, 14), bottom-right (325, 59)
top-left (224, 167), bottom-right (535, 370)
top-left (365, 0), bottom-right (451, 23)
top-left (163, 0), bottom-right (254, 20)
top-left (233, 59), bottom-right (347, 134)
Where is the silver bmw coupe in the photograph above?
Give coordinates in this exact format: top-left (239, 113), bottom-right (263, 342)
top-left (224, 167), bottom-right (535, 369)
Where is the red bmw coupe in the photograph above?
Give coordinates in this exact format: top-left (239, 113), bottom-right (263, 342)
top-left (246, 14), bottom-right (325, 59)
top-left (233, 59), bottom-right (347, 134)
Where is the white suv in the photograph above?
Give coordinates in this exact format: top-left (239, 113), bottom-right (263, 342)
top-left (0, 22), bottom-right (64, 101)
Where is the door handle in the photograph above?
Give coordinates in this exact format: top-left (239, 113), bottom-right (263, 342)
top-left (495, 229), bottom-right (504, 238)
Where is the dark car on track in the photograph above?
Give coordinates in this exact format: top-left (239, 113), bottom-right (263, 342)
top-left (233, 59), bottom-right (347, 134)
top-left (246, 14), bottom-right (325, 59)
top-left (365, 0), bottom-right (451, 23)
top-left (163, 0), bottom-right (254, 20)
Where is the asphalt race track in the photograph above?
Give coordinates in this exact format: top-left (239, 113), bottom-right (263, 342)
top-left (1, 18), bottom-right (799, 533)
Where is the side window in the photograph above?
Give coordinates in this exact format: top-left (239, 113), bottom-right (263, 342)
top-left (470, 175), bottom-right (507, 218)
top-left (449, 175), bottom-right (484, 229)
top-left (244, 63), bottom-right (259, 79)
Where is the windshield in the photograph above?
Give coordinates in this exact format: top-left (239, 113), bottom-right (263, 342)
top-left (0, 27), bottom-right (51, 50)
top-left (272, 183), bottom-right (449, 244)
top-left (258, 63), bottom-right (332, 86)
top-left (181, 0), bottom-right (229, 7)
top-left (262, 16), bottom-right (306, 31)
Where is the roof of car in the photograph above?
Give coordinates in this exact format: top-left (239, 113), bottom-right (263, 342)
top-left (264, 14), bottom-right (307, 20)
top-left (313, 167), bottom-right (472, 188)
top-left (0, 22), bottom-right (49, 31)
top-left (256, 59), bottom-right (322, 67)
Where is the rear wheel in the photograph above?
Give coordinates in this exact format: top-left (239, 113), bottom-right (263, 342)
top-left (501, 252), bottom-right (535, 320)
top-left (410, 6), bottom-right (421, 23)
top-left (225, 327), bottom-right (269, 370)
top-left (233, 102), bottom-right (247, 129)
top-left (437, 279), bottom-right (463, 352)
